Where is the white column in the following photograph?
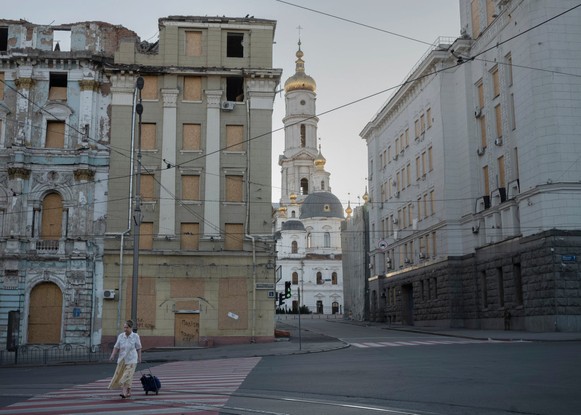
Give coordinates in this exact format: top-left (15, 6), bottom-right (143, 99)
top-left (204, 90), bottom-right (223, 238)
top-left (159, 89), bottom-right (179, 237)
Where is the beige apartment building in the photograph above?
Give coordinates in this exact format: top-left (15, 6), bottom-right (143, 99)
top-left (103, 16), bottom-right (282, 347)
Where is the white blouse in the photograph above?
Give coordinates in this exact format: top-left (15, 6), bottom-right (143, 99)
top-left (114, 332), bottom-right (142, 364)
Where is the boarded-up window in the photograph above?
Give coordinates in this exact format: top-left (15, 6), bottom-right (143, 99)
top-left (41, 193), bottom-right (63, 240)
top-left (495, 104), bottom-right (502, 138)
top-left (140, 222), bottom-right (154, 250)
top-left (182, 175), bottom-right (200, 201)
top-left (483, 165), bottom-right (490, 196)
top-left (479, 116), bottom-right (487, 148)
top-left (476, 80), bottom-right (484, 108)
top-left (181, 223), bottom-right (200, 250)
top-left (185, 31), bottom-right (202, 56)
top-left (486, 0), bottom-right (496, 25)
top-left (426, 108), bottom-right (432, 128)
top-left (183, 123), bottom-right (201, 150)
top-left (141, 123), bottom-right (156, 150)
top-left (49, 73), bottom-right (67, 100)
top-left (471, 0), bottom-right (481, 38)
top-left (46, 121), bottom-right (65, 148)
top-left (141, 75), bottom-right (158, 100)
top-left (226, 125), bottom-right (244, 151)
top-left (141, 174), bottom-right (155, 201)
top-left (491, 66), bottom-right (500, 98)
top-left (224, 223), bottom-right (243, 251)
top-left (498, 155), bottom-right (506, 189)
top-left (183, 76), bottom-right (202, 101)
top-left (218, 278), bottom-right (248, 330)
top-left (225, 175), bottom-right (243, 202)
top-left (0, 72), bottom-right (4, 100)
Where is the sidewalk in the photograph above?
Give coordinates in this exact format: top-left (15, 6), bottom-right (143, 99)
top-left (142, 321), bottom-right (348, 363)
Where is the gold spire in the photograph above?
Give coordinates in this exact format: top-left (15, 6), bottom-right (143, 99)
top-left (345, 200), bottom-right (353, 218)
top-left (314, 144), bottom-right (326, 170)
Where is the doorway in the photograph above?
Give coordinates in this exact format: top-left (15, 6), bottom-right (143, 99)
top-left (174, 313), bottom-right (200, 347)
top-left (28, 282), bottom-right (62, 344)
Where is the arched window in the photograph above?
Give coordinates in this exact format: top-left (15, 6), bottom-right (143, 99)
top-left (324, 232), bottom-right (331, 248)
top-left (316, 272), bottom-right (323, 284)
top-left (321, 180), bottom-right (325, 190)
top-left (300, 124), bottom-right (306, 147)
top-left (41, 193), bottom-right (63, 241)
top-left (300, 178), bottom-right (309, 195)
top-left (291, 211), bottom-right (296, 218)
top-left (332, 272), bottom-right (337, 285)
top-left (306, 233), bottom-right (312, 248)
top-left (291, 240), bottom-right (298, 253)
top-left (292, 272), bottom-right (299, 284)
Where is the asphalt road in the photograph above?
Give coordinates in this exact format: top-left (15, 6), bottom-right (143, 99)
top-left (1, 320), bottom-right (580, 415)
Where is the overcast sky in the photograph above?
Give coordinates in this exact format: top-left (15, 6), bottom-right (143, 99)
top-left (7, 0), bottom-right (461, 209)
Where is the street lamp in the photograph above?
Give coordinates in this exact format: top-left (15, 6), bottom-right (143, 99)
top-left (130, 76), bottom-right (144, 332)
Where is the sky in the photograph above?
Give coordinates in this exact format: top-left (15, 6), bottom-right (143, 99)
top-left (6, 0), bottom-right (461, 210)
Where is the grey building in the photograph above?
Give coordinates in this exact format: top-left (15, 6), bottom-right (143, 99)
top-left (360, 0), bottom-right (581, 331)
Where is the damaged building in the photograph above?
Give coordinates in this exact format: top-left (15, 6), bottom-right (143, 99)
top-left (0, 20), bottom-right (136, 350)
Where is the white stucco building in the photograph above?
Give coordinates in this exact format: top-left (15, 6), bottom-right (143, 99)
top-left (274, 42), bottom-right (344, 315)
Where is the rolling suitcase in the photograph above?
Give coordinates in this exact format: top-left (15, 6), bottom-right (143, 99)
top-left (140, 367), bottom-right (161, 395)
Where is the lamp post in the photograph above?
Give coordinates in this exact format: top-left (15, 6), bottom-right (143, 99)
top-left (130, 76), bottom-right (144, 332)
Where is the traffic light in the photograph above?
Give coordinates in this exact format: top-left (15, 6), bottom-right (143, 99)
top-left (278, 292), bottom-right (285, 306)
top-left (284, 281), bottom-right (292, 299)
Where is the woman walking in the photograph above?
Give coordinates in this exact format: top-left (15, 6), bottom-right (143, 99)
top-left (108, 320), bottom-right (142, 398)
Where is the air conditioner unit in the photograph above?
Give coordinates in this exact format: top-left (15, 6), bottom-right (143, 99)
top-left (394, 191), bottom-right (400, 198)
top-left (221, 101), bottom-right (236, 111)
top-left (404, 258), bottom-right (411, 264)
top-left (103, 289), bottom-right (116, 299)
top-left (392, 217), bottom-right (398, 224)
top-left (391, 180), bottom-right (397, 187)
top-left (475, 106), bottom-right (482, 118)
top-left (477, 147), bottom-right (486, 156)
top-left (494, 138), bottom-right (503, 146)
top-left (419, 252), bottom-right (426, 259)
top-left (392, 154), bottom-right (398, 161)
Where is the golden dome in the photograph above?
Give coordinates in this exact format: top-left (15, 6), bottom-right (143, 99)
top-left (284, 42), bottom-right (316, 93)
top-left (314, 145), bottom-right (326, 169)
top-left (345, 201), bottom-right (353, 217)
top-left (362, 190), bottom-right (369, 203)
top-left (289, 193), bottom-right (297, 204)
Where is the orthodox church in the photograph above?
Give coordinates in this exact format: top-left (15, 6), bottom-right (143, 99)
top-left (274, 42), bottom-right (347, 315)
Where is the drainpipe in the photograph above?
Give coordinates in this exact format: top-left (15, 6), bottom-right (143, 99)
top-left (104, 85), bottom-right (138, 333)
top-left (244, 84), bottom-right (257, 343)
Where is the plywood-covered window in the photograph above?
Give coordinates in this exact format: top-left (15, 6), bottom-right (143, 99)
top-left (498, 155), bottom-right (506, 189)
top-left (486, 0), bottom-right (496, 25)
top-left (426, 108), bottom-right (432, 128)
top-left (415, 156), bottom-right (421, 180)
top-left (140, 222), bottom-right (154, 250)
top-left (41, 193), bottom-right (63, 240)
top-left (428, 146), bottom-right (433, 171)
top-left (483, 165), bottom-right (490, 196)
top-left (183, 123), bottom-right (201, 150)
top-left (226, 125), bottom-right (244, 151)
top-left (46, 121), bottom-right (65, 148)
top-left (479, 116), bottom-right (487, 148)
top-left (224, 223), bottom-right (243, 251)
top-left (405, 128), bottom-right (410, 147)
top-left (414, 119), bottom-right (420, 139)
top-left (430, 190), bottom-right (435, 216)
top-left (505, 53), bottom-right (513, 86)
top-left (183, 76), bottom-right (202, 101)
top-left (141, 123), bottom-right (156, 150)
top-left (476, 80), bottom-right (485, 109)
top-left (141, 75), bottom-right (158, 100)
top-left (471, 0), bottom-right (481, 38)
top-left (49, 73), bottom-right (67, 100)
top-left (180, 223), bottom-right (200, 250)
top-left (225, 175), bottom-right (243, 202)
top-left (140, 174), bottom-right (155, 201)
top-left (292, 272), bottom-right (299, 284)
top-left (495, 104), bottom-right (503, 138)
top-left (491, 66), bottom-right (500, 98)
top-left (185, 31), bottom-right (202, 56)
top-left (420, 113), bottom-right (425, 133)
top-left (182, 175), bottom-right (200, 201)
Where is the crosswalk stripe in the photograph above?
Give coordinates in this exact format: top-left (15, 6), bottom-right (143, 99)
top-left (0, 357), bottom-right (261, 415)
top-left (349, 339), bottom-right (508, 348)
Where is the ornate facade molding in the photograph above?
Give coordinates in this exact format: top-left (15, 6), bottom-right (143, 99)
top-left (79, 79), bottom-right (100, 92)
top-left (8, 166), bottom-right (31, 180)
top-left (74, 168), bottom-right (95, 181)
top-left (14, 78), bottom-right (35, 89)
